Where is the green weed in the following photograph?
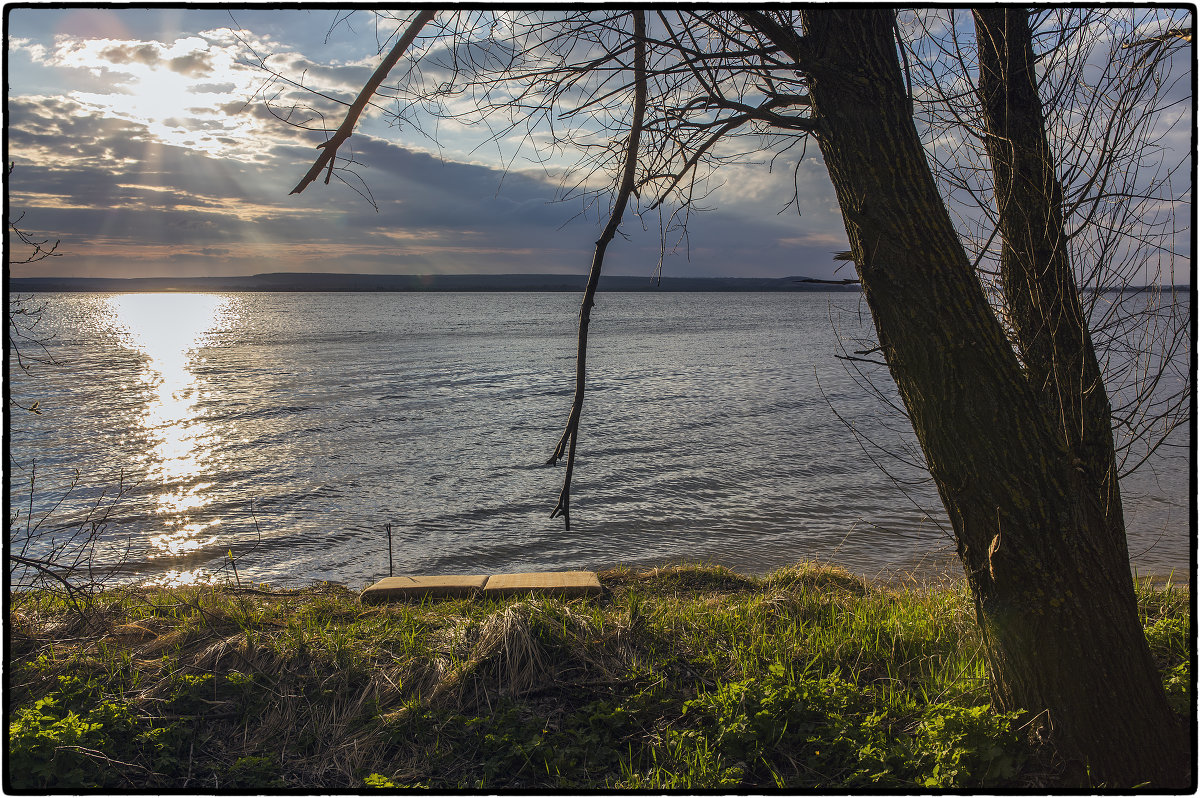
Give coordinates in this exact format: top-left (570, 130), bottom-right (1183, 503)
top-left (5, 562), bottom-right (1188, 790)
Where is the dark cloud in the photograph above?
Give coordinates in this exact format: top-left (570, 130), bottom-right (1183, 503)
top-left (216, 100), bottom-right (252, 116)
top-left (168, 53), bottom-right (213, 77)
top-left (271, 54), bottom-right (374, 91)
top-left (414, 37), bottom-right (519, 86)
top-left (269, 133), bottom-right (847, 278)
top-left (8, 97), bottom-right (151, 169)
top-left (99, 42), bottom-right (161, 66)
top-left (95, 42), bottom-right (213, 77)
top-left (7, 86), bottom-right (847, 280)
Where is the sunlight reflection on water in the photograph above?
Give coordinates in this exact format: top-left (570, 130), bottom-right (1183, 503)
top-left (103, 294), bottom-right (231, 585)
top-left (10, 291), bottom-right (1187, 588)
top-left (141, 568), bottom-right (216, 588)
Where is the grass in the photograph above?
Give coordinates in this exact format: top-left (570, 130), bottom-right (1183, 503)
top-left (6, 561), bottom-right (1191, 790)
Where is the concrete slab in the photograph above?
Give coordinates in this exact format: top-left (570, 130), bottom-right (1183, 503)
top-left (361, 574), bottom-right (488, 603)
top-left (481, 570), bottom-right (602, 598)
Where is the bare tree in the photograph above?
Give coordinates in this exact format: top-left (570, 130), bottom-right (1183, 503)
top-left (902, 9), bottom-right (1191, 479)
top-left (277, 8), bottom-right (1192, 786)
top-left (8, 464), bottom-right (134, 619)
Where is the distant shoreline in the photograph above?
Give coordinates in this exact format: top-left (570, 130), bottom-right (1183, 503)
top-left (8, 273), bottom-right (1182, 294)
top-left (8, 272), bottom-right (862, 293)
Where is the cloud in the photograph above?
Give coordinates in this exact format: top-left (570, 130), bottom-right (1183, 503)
top-left (190, 82), bottom-right (238, 94)
top-left (7, 10), bottom-right (856, 281)
top-left (93, 36), bottom-right (216, 74)
top-left (8, 36), bottom-right (48, 62)
top-left (9, 99), bottom-right (848, 280)
top-left (99, 42), bottom-right (161, 66)
top-left (216, 99), bottom-right (254, 116)
top-left (168, 52), bottom-right (214, 77)
top-left (267, 52), bottom-right (375, 92)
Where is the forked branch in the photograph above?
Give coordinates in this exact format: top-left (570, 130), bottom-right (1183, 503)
top-left (736, 10), bottom-right (813, 66)
top-left (547, 10), bottom-right (648, 529)
top-left (290, 9), bottom-right (437, 195)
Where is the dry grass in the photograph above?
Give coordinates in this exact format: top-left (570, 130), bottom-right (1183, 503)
top-left (6, 562), bottom-right (1191, 790)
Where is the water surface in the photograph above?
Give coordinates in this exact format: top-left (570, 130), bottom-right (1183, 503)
top-left (7, 291), bottom-right (1189, 587)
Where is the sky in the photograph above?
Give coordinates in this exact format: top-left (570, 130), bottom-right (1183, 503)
top-left (5, 7), bottom-right (1191, 283)
top-left (5, 6), bottom-right (852, 280)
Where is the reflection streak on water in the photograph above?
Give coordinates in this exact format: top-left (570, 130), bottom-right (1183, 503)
top-left (104, 294), bottom-right (229, 581)
top-left (12, 291), bottom-right (1184, 587)
top-left (142, 568), bottom-right (214, 588)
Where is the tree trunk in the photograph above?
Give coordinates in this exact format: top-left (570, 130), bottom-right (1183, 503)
top-left (972, 8), bottom-right (1127, 555)
top-left (794, 8), bottom-right (1188, 788)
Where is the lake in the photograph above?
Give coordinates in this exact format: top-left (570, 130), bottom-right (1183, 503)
top-left (7, 291), bottom-right (1190, 588)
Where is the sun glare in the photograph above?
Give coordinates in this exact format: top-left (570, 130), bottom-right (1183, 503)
top-left (59, 33), bottom-right (265, 157)
top-left (104, 293), bottom-right (231, 575)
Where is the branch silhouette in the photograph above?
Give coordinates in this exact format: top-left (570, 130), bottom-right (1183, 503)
top-left (291, 10), bottom-right (437, 195)
top-left (547, 11), bottom-right (648, 530)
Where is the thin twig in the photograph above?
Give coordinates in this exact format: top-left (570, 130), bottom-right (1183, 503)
top-left (547, 10), bottom-right (648, 529)
top-left (385, 523), bottom-right (394, 577)
top-left (9, 554), bottom-right (85, 597)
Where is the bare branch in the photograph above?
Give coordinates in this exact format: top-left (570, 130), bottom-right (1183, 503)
top-left (291, 9), bottom-right (437, 195)
top-left (736, 9), bottom-right (812, 66)
top-left (547, 10), bottom-right (648, 529)
top-left (1121, 27), bottom-right (1192, 48)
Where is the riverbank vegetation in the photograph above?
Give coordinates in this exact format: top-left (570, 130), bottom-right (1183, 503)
top-left (7, 561), bottom-right (1190, 790)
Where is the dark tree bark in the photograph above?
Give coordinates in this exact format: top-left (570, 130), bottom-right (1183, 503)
top-left (973, 8), bottom-right (1127, 550)
top-left (790, 8), bottom-right (1188, 788)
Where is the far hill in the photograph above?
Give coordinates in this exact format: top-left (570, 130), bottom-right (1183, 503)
top-left (9, 273), bottom-right (861, 293)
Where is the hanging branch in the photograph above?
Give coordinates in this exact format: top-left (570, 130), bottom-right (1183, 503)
top-left (547, 10), bottom-right (648, 530)
top-left (290, 9), bottom-right (437, 195)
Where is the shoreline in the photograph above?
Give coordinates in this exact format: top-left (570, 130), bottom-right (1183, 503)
top-left (9, 272), bottom-right (862, 293)
top-left (54, 551), bottom-right (1190, 594)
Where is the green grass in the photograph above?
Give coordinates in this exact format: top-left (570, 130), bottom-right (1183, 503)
top-left (6, 562), bottom-right (1191, 790)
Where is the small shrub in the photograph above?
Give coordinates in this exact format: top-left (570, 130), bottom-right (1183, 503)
top-left (1145, 615), bottom-right (1189, 663)
top-left (660, 664), bottom-right (1024, 789)
top-left (909, 703), bottom-right (1024, 788)
top-left (166, 672), bottom-right (214, 713)
top-left (1163, 661), bottom-right (1191, 715)
top-left (225, 754), bottom-right (285, 788)
top-left (8, 690), bottom-right (187, 790)
top-left (364, 772), bottom-right (397, 787)
top-left (8, 697), bottom-right (106, 789)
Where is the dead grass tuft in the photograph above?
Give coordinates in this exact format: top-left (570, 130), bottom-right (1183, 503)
top-left (431, 598), bottom-right (631, 705)
top-left (463, 601), bottom-right (552, 695)
top-left (601, 561), bottom-right (758, 599)
top-left (764, 561), bottom-right (870, 596)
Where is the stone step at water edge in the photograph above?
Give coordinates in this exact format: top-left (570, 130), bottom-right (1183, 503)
top-left (359, 571), bottom-right (601, 603)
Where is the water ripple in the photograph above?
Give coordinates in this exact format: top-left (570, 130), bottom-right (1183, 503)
top-left (8, 291), bottom-right (1189, 587)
